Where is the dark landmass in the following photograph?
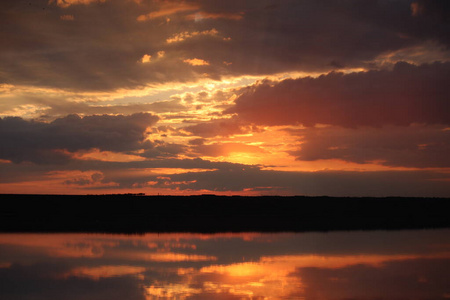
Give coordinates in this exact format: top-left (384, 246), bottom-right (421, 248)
top-left (0, 194), bottom-right (449, 233)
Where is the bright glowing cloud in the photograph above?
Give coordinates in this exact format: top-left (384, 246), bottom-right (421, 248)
top-left (140, 54), bottom-right (151, 63)
top-left (183, 58), bottom-right (210, 66)
top-left (137, 2), bottom-right (199, 21)
top-left (166, 28), bottom-right (219, 44)
top-left (49, 0), bottom-right (106, 8)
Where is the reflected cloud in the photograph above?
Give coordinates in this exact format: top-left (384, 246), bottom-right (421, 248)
top-left (1, 231), bottom-right (449, 299)
top-left (64, 265), bottom-right (146, 280)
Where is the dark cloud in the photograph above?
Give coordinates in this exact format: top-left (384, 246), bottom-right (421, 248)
top-left (140, 142), bottom-right (187, 159)
top-left (140, 168), bottom-right (450, 197)
top-left (1, 0), bottom-right (449, 91)
top-left (183, 118), bottom-right (260, 137)
top-left (0, 263), bottom-right (146, 300)
top-left (0, 0), bottom-right (202, 90)
top-left (2, 153), bottom-right (450, 196)
top-left (64, 172), bottom-right (104, 186)
top-left (0, 113), bottom-right (158, 164)
top-left (165, 0), bottom-right (450, 77)
top-left (43, 99), bottom-right (187, 117)
top-left (226, 62), bottom-right (450, 127)
top-left (288, 125), bottom-right (450, 168)
top-left (0, 93), bottom-right (187, 119)
top-left (295, 258), bottom-right (450, 300)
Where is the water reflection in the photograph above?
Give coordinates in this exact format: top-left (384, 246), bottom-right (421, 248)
top-left (0, 230), bottom-right (449, 299)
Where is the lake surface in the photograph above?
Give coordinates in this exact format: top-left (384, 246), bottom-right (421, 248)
top-left (0, 230), bottom-right (449, 299)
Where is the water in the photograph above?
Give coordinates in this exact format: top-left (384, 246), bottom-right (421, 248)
top-left (0, 230), bottom-right (449, 299)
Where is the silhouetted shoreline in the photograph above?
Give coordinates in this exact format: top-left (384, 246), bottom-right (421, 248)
top-left (1, 194), bottom-right (449, 233)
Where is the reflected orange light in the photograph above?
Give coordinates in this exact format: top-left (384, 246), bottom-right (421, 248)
top-left (132, 252), bottom-right (217, 262)
top-left (64, 265), bottom-right (146, 280)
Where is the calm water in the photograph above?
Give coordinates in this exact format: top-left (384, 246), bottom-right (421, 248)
top-left (0, 230), bottom-right (449, 300)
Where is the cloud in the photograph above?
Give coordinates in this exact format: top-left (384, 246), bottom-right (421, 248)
top-left (0, 113), bottom-right (158, 164)
top-left (183, 58), bottom-right (210, 66)
top-left (60, 14), bottom-right (75, 21)
top-left (49, 0), bottom-right (107, 8)
top-left (295, 259), bottom-right (450, 300)
top-left (182, 119), bottom-right (257, 138)
top-left (185, 11), bottom-right (244, 21)
top-left (0, 263), bottom-right (147, 300)
top-left (226, 62), bottom-right (450, 127)
top-left (64, 265), bottom-right (146, 280)
top-left (140, 54), bottom-right (151, 63)
top-left (136, 1), bottom-right (199, 21)
top-left (166, 28), bottom-right (219, 44)
top-left (140, 142), bottom-right (187, 159)
top-left (137, 168), bottom-right (450, 197)
top-left (1, 0), bottom-right (449, 91)
top-left (288, 125), bottom-right (450, 168)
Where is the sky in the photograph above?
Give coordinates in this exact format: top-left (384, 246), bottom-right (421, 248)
top-left (0, 0), bottom-right (449, 196)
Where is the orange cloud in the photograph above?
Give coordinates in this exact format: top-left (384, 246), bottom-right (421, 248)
top-left (64, 265), bottom-right (146, 280)
top-left (166, 28), bottom-right (219, 44)
top-left (140, 54), bottom-right (151, 63)
top-left (49, 0), bottom-right (106, 8)
top-left (183, 58), bottom-right (210, 66)
top-left (186, 11), bottom-right (244, 21)
top-left (117, 251), bottom-right (217, 262)
top-left (137, 2), bottom-right (199, 21)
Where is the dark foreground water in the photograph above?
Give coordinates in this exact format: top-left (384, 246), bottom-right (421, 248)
top-left (1, 230), bottom-right (449, 299)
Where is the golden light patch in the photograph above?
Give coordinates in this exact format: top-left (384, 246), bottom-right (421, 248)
top-left (122, 252), bottom-right (217, 262)
top-left (187, 11), bottom-right (244, 21)
top-left (49, 0), bottom-right (106, 8)
top-left (141, 54), bottom-right (151, 63)
top-left (157, 51), bottom-right (165, 58)
top-left (137, 2), bottom-right (200, 21)
top-left (145, 284), bottom-right (201, 300)
top-left (125, 168), bottom-right (218, 175)
top-left (183, 58), bottom-right (210, 66)
top-left (166, 29), bottom-right (219, 44)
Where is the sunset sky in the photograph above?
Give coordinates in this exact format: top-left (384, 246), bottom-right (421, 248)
top-left (1, 0), bottom-right (449, 196)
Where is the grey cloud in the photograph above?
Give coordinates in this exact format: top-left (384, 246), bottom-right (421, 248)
top-left (1, 0), bottom-right (450, 91)
top-left (0, 157), bottom-right (253, 185)
top-left (289, 125), bottom-right (450, 168)
top-left (150, 168), bottom-right (450, 197)
top-left (295, 259), bottom-right (450, 300)
top-left (182, 118), bottom-right (260, 137)
top-left (44, 99), bottom-right (187, 117)
top-left (64, 172), bottom-right (104, 186)
top-left (169, 0), bottom-right (450, 77)
top-left (0, 0), bottom-right (203, 90)
top-left (226, 62), bottom-right (450, 127)
top-left (0, 93), bottom-right (187, 119)
top-left (1, 155), bottom-right (450, 196)
top-left (0, 113), bottom-right (158, 164)
top-left (140, 142), bottom-right (187, 159)
top-left (0, 263), bottom-right (146, 300)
